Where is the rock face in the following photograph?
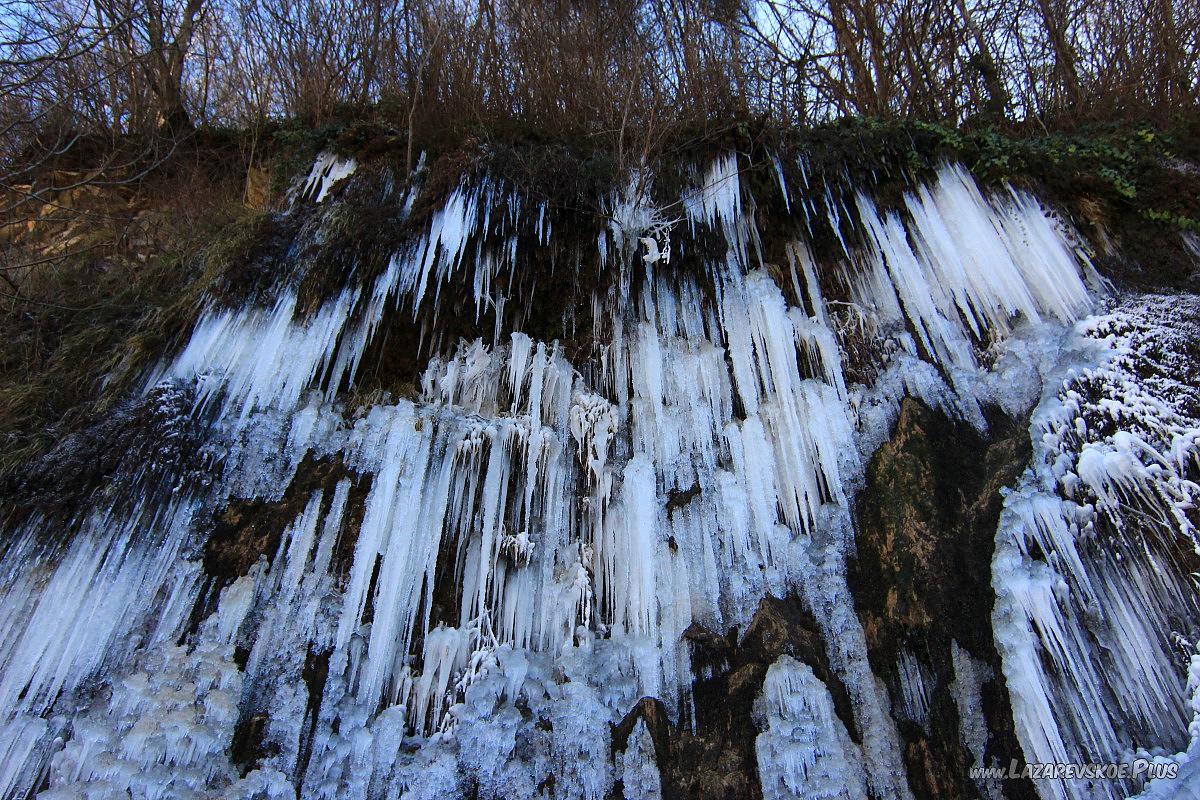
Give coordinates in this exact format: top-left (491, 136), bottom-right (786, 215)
top-left (202, 456), bottom-right (370, 586)
top-left (850, 398), bottom-right (1036, 800)
top-left (0, 151), bottom-right (1198, 800)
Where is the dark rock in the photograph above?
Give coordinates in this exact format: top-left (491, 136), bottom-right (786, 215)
top-left (230, 713), bottom-right (278, 777)
top-left (203, 454), bottom-right (370, 585)
top-left (850, 397), bottom-right (1037, 800)
top-left (613, 697), bottom-right (674, 766)
top-left (2, 381), bottom-right (205, 527)
top-left (665, 481), bottom-right (701, 518)
top-left (739, 596), bottom-right (858, 743)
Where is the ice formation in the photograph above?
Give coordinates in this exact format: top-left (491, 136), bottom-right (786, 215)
top-left (297, 151), bottom-right (358, 203)
top-left (754, 656), bottom-right (869, 800)
top-left (993, 294), bottom-right (1200, 800)
top-left (617, 720), bottom-right (662, 800)
top-left (0, 148), bottom-right (1195, 800)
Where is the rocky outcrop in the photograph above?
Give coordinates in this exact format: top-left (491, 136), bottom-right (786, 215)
top-left (850, 398), bottom-right (1036, 800)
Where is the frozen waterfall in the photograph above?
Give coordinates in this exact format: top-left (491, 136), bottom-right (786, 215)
top-left (0, 153), bottom-right (1196, 800)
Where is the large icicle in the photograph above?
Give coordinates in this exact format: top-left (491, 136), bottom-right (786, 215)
top-left (849, 163), bottom-right (1093, 393)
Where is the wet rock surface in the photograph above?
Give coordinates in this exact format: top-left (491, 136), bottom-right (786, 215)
top-left (850, 397), bottom-right (1036, 800)
top-left (1, 381), bottom-right (204, 527)
top-left (202, 454), bottom-right (370, 586)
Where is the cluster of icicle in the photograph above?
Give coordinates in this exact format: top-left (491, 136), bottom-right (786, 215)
top-left (993, 293), bottom-right (1200, 800)
top-left (0, 146), bottom-right (1192, 800)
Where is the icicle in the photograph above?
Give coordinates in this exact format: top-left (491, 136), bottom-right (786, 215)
top-left (682, 153), bottom-right (744, 244)
top-left (619, 720), bottom-right (663, 800)
top-left (597, 456), bottom-right (658, 637)
top-left (949, 641), bottom-right (999, 799)
top-left (848, 163), bottom-right (1092, 394)
top-left (297, 151), bottom-right (357, 203)
top-left (895, 648), bottom-right (932, 727)
top-left (0, 499), bottom-right (200, 724)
